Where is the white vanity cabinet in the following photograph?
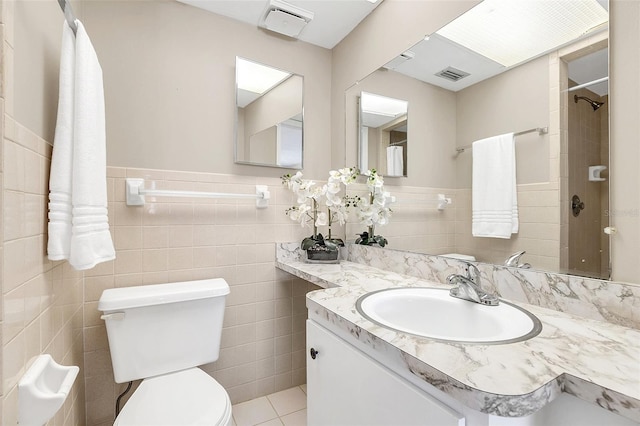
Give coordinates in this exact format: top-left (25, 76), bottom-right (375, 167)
top-left (306, 319), bottom-right (639, 426)
top-left (306, 320), bottom-right (465, 426)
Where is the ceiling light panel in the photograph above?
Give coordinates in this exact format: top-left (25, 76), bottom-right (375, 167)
top-left (361, 92), bottom-right (408, 117)
top-left (237, 59), bottom-right (291, 95)
top-left (435, 0), bottom-right (608, 67)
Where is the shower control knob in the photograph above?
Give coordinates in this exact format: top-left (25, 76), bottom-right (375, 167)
top-left (571, 195), bottom-right (585, 217)
top-left (310, 348), bottom-right (319, 360)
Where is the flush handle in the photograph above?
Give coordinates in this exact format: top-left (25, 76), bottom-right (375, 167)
top-left (100, 312), bottom-right (125, 321)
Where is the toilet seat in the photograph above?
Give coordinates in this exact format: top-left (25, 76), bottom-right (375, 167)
top-left (114, 368), bottom-right (232, 426)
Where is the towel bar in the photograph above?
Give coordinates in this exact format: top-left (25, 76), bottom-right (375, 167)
top-left (455, 127), bottom-right (548, 154)
top-left (125, 178), bottom-right (270, 208)
top-left (393, 194), bottom-right (452, 211)
top-left (57, 0), bottom-right (78, 34)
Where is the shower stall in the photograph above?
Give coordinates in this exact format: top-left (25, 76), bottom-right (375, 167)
top-left (561, 48), bottom-right (610, 278)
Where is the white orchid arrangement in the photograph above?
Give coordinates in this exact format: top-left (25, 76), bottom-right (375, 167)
top-left (347, 169), bottom-right (395, 247)
top-left (282, 167), bottom-right (358, 251)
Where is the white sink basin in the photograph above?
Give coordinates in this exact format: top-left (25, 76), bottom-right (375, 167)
top-left (356, 287), bottom-right (542, 344)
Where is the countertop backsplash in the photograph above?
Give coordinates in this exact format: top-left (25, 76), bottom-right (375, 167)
top-left (277, 242), bottom-right (640, 329)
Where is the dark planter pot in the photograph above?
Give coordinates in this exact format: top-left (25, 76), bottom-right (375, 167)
top-left (306, 246), bottom-right (339, 263)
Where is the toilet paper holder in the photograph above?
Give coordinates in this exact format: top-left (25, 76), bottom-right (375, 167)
top-left (18, 354), bottom-right (79, 426)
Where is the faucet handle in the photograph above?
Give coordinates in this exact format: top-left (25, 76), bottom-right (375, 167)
top-left (464, 262), bottom-right (481, 284)
top-left (505, 250), bottom-right (526, 267)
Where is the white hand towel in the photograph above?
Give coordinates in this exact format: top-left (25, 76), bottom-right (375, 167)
top-left (47, 21), bottom-right (76, 260)
top-left (48, 20), bottom-right (115, 270)
top-left (472, 133), bottom-right (519, 239)
top-left (69, 20), bottom-right (115, 270)
top-left (386, 145), bottom-right (404, 177)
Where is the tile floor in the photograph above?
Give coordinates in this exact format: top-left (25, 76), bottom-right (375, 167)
top-left (231, 385), bottom-right (308, 426)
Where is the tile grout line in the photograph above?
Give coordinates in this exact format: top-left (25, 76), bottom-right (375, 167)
top-left (265, 393), bottom-right (280, 420)
top-left (232, 385), bottom-right (308, 426)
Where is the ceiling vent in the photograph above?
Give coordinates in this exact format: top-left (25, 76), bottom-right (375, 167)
top-left (435, 66), bottom-right (470, 82)
top-left (260, 0), bottom-right (314, 39)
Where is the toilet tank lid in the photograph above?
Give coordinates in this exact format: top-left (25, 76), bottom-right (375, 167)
top-left (98, 278), bottom-right (230, 312)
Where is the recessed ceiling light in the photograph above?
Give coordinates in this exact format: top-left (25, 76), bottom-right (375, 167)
top-left (436, 0), bottom-right (608, 67)
top-left (365, 0), bottom-right (379, 3)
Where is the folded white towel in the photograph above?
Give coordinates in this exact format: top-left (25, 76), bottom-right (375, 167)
top-left (48, 20), bottom-right (115, 270)
top-left (48, 21), bottom-right (76, 260)
top-left (472, 133), bottom-right (519, 239)
top-left (386, 145), bottom-right (404, 177)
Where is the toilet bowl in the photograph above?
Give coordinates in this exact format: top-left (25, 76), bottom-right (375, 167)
top-left (98, 279), bottom-right (232, 426)
top-left (114, 368), bottom-right (231, 426)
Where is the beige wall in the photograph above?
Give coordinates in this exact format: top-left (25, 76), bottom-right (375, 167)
top-left (349, 53), bottom-right (552, 188)
top-left (345, 183), bottom-right (457, 255)
top-left (241, 74), bottom-right (302, 165)
top-left (13, 0), bottom-right (65, 139)
top-left (345, 68), bottom-right (458, 188)
top-left (452, 54), bottom-right (559, 269)
top-left (243, 75), bottom-right (302, 142)
top-left (249, 126), bottom-right (277, 164)
top-left (455, 55), bottom-right (550, 187)
top-left (83, 0), bottom-right (331, 179)
top-left (4, 0), bottom-right (86, 425)
top-left (331, 0), bottom-right (481, 170)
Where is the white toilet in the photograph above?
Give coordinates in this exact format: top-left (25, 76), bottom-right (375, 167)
top-left (98, 278), bottom-right (232, 425)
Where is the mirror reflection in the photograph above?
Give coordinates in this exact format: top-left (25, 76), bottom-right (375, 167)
top-left (566, 48), bottom-right (609, 279)
top-left (235, 57), bottom-right (303, 169)
top-left (359, 92), bottom-right (408, 177)
top-left (345, 0), bottom-right (610, 280)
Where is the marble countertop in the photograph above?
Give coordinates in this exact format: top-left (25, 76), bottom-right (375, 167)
top-left (276, 258), bottom-right (640, 422)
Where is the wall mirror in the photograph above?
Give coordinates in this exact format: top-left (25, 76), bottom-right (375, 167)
top-left (235, 57), bottom-right (303, 169)
top-left (345, 0), bottom-right (610, 280)
top-left (358, 92), bottom-right (408, 177)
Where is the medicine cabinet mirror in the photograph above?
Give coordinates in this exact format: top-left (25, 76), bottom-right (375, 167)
top-left (358, 92), bottom-right (408, 177)
top-left (235, 57), bottom-right (303, 169)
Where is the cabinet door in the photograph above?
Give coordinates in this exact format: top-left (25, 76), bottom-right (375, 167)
top-left (307, 320), bottom-right (465, 426)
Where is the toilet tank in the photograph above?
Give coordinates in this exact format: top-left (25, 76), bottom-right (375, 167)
top-left (98, 279), bottom-right (229, 383)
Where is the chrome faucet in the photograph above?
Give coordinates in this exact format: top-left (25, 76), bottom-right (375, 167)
top-left (447, 263), bottom-right (499, 306)
top-left (504, 251), bottom-right (531, 269)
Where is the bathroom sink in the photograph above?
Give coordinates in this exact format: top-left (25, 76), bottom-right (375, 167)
top-left (356, 287), bottom-right (542, 344)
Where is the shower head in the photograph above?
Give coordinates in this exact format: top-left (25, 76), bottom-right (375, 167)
top-left (574, 94), bottom-right (605, 111)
